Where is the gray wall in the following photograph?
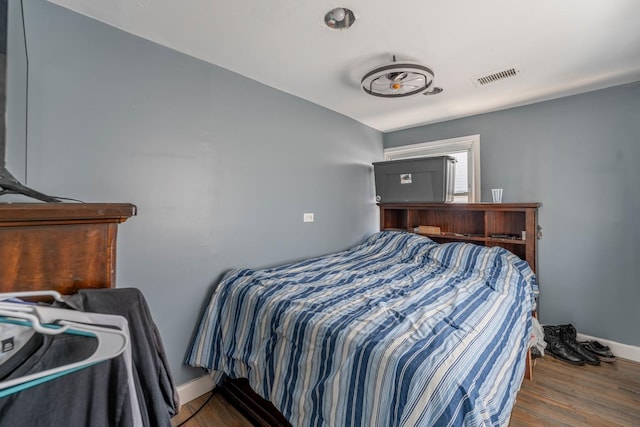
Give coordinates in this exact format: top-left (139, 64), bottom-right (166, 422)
top-left (385, 82), bottom-right (640, 347)
top-left (18, 1), bottom-right (382, 384)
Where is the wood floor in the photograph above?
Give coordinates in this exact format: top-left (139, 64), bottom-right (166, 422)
top-left (510, 356), bottom-right (640, 426)
top-left (172, 357), bottom-right (640, 427)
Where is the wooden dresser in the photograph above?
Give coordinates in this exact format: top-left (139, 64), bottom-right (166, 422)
top-left (0, 203), bottom-right (136, 294)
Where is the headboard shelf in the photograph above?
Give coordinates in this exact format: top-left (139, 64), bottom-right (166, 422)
top-left (0, 203), bottom-right (136, 295)
top-left (379, 202), bottom-right (540, 273)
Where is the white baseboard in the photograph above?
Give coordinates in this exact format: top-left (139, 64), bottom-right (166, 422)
top-left (576, 333), bottom-right (640, 363)
top-left (176, 374), bottom-right (216, 406)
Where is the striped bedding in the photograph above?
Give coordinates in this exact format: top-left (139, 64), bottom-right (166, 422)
top-left (186, 231), bottom-right (538, 426)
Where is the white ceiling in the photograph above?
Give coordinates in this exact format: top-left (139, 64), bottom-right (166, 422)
top-left (49, 0), bottom-right (640, 132)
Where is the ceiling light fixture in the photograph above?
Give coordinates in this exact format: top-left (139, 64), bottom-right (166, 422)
top-left (324, 7), bottom-right (355, 30)
top-left (361, 56), bottom-right (442, 98)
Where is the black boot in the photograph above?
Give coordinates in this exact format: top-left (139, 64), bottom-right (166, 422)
top-left (580, 340), bottom-right (616, 362)
top-left (557, 325), bottom-right (600, 366)
top-left (557, 324), bottom-right (577, 340)
top-left (543, 326), bottom-right (586, 365)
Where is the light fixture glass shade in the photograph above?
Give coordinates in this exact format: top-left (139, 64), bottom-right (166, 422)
top-left (332, 8), bottom-right (346, 22)
top-left (324, 8), bottom-right (355, 30)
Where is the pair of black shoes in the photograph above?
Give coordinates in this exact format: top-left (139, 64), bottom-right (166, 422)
top-left (543, 324), bottom-right (614, 366)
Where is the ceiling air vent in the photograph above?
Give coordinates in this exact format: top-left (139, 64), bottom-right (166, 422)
top-left (472, 66), bottom-right (521, 87)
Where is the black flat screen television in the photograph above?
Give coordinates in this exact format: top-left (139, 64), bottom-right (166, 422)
top-left (0, 0), bottom-right (59, 202)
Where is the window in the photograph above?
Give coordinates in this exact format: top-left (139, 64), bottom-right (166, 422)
top-left (383, 135), bottom-right (481, 202)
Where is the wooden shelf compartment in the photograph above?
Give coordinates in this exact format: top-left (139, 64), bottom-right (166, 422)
top-left (379, 203), bottom-right (540, 273)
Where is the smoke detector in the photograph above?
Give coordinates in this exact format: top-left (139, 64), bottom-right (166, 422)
top-left (361, 56), bottom-right (442, 98)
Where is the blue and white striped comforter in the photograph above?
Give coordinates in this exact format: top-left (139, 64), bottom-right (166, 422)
top-left (186, 231), bottom-right (538, 427)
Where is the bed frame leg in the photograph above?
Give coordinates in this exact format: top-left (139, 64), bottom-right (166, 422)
top-left (524, 349), bottom-right (533, 380)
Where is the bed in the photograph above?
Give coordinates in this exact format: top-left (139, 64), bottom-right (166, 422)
top-left (186, 231), bottom-right (538, 426)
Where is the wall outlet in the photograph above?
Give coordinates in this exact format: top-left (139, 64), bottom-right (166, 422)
top-left (303, 213), bottom-right (314, 223)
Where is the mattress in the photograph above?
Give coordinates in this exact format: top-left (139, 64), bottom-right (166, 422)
top-left (186, 231), bottom-right (538, 426)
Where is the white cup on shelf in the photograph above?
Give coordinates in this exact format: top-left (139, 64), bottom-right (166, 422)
top-left (491, 189), bottom-right (503, 203)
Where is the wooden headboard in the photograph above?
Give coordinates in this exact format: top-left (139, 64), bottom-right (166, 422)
top-left (379, 203), bottom-right (540, 274)
top-left (0, 203), bottom-right (136, 295)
